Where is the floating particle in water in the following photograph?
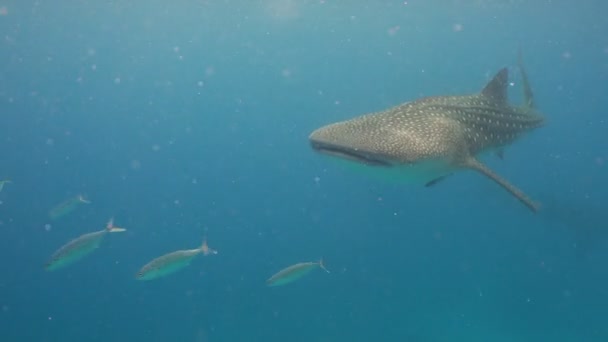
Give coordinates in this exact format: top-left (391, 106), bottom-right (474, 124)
top-left (152, 144), bottom-right (160, 152)
top-left (44, 224), bottom-right (52, 231)
top-left (595, 157), bottom-right (604, 166)
top-left (452, 23), bottom-right (464, 32)
top-left (266, 0), bottom-right (300, 20)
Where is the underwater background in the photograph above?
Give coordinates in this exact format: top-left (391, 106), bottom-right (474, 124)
top-left (0, 1), bottom-right (607, 341)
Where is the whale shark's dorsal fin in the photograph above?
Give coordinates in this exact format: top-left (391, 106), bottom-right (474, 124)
top-left (481, 68), bottom-right (509, 105)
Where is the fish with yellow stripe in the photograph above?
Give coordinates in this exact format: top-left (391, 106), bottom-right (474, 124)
top-left (45, 218), bottom-right (126, 271)
top-left (266, 259), bottom-right (329, 287)
top-left (136, 238), bottom-right (217, 281)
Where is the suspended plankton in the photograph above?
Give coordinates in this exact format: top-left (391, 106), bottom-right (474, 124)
top-left (266, 259), bottom-right (329, 287)
top-left (48, 195), bottom-right (91, 220)
top-left (136, 238), bottom-right (217, 281)
top-left (45, 218), bottom-right (126, 271)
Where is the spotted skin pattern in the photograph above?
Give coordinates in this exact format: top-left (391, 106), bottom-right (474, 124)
top-left (309, 66), bottom-right (544, 213)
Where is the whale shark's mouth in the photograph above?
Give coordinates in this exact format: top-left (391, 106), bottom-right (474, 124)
top-left (310, 140), bottom-right (392, 167)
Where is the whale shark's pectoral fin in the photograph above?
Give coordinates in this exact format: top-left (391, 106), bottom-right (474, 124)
top-left (462, 157), bottom-right (540, 213)
top-left (425, 175), bottom-right (452, 188)
top-left (495, 149), bottom-right (505, 160)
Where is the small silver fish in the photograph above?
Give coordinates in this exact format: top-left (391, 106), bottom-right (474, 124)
top-left (266, 259), bottom-right (329, 287)
top-left (136, 238), bottom-right (217, 281)
top-left (45, 218), bottom-right (126, 271)
top-left (49, 194), bottom-right (91, 220)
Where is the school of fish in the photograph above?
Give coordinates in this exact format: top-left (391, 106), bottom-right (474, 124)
top-left (41, 194), bottom-right (326, 286)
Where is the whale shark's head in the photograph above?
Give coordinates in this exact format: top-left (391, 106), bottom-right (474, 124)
top-left (309, 107), bottom-right (461, 167)
top-left (309, 120), bottom-right (396, 167)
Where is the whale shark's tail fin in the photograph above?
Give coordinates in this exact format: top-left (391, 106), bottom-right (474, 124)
top-left (518, 48), bottom-right (535, 109)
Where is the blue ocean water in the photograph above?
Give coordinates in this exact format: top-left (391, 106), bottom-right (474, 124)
top-left (0, 1), bottom-right (607, 341)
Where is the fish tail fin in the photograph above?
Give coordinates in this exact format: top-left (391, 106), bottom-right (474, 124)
top-left (517, 47), bottom-right (535, 109)
top-left (106, 217), bottom-right (126, 232)
top-left (319, 258), bottom-right (330, 273)
top-left (0, 179), bottom-right (10, 192)
top-left (78, 194), bottom-right (91, 204)
top-left (201, 237), bottom-right (218, 256)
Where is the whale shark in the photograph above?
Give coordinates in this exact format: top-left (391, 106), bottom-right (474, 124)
top-left (309, 55), bottom-right (544, 212)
